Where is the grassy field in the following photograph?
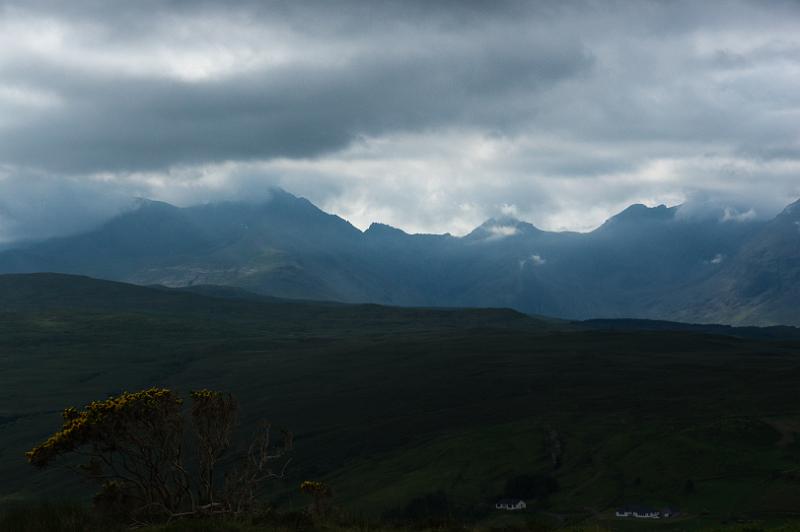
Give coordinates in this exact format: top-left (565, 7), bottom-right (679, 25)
top-left (2, 274), bottom-right (800, 529)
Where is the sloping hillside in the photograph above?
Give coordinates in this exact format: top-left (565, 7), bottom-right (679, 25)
top-left (3, 274), bottom-right (800, 524)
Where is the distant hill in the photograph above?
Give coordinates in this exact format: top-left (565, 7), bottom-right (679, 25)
top-left (0, 272), bottom-right (538, 331)
top-left (3, 272), bottom-right (796, 341)
top-left (0, 189), bottom-right (797, 326)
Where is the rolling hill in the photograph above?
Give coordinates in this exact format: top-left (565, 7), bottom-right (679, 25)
top-left (3, 273), bottom-right (800, 527)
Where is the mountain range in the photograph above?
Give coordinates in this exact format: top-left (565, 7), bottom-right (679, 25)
top-left (1, 189), bottom-right (798, 326)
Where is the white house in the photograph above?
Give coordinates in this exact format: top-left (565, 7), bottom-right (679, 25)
top-left (495, 499), bottom-right (526, 511)
top-left (615, 505), bottom-right (661, 519)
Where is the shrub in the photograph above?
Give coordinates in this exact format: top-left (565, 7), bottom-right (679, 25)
top-left (26, 388), bottom-right (291, 523)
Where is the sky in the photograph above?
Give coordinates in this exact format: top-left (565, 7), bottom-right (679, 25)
top-left (1, 0), bottom-right (799, 243)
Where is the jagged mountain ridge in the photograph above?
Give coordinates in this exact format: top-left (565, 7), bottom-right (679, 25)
top-left (0, 189), bottom-right (797, 325)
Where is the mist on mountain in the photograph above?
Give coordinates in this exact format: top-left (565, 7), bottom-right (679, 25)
top-left (0, 189), bottom-right (796, 326)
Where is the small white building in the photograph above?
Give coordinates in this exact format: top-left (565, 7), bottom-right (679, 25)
top-left (615, 505), bottom-right (661, 519)
top-left (495, 499), bottom-right (527, 511)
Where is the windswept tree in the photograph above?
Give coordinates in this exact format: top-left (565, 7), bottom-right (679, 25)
top-left (26, 388), bottom-right (291, 522)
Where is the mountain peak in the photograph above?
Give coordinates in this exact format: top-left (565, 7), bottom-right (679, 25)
top-left (466, 216), bottom-right (540, 241)
top-left (131, 197), bottom-right (178, 211)
top-left (365, 222), bottom-right (408, 237)
top-left (599, 203), bottom-right (676, 229)
top-left (618, 203), bottom-right (673, 219)
top-left (485, 214), bottom-right (523, 225)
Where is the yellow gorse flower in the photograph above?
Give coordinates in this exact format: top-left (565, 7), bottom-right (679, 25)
top-left (190, 389), bottom-right (221, 401)
top-left (300, 480), bottom-right (331, 496)
top-left (25, 388), bottom-right (181, 468)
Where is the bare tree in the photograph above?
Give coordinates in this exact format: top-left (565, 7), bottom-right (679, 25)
top-left (223, 422), bottom-right (293, 515)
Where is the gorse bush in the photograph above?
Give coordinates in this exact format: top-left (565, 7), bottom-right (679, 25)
top-left (300, 480), bottom-right (332, 517)
top-left (27, 388), bottom-right (187, 517)
top-left (26, 388), bottom-right (292, 523)
top-left (27, 388), bottom-right (183, 469)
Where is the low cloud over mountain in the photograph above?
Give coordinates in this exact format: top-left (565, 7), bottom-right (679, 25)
top-left (1, 190), bottom-right (797, 326)
top-left (1, 0), bottom-right (799, 241)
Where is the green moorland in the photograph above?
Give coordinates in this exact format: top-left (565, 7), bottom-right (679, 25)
top-left (2, 273), bottom-right (800, 530)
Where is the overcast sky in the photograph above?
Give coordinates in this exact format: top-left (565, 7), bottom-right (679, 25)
top-left (1, 0), bottom-right (799, 242)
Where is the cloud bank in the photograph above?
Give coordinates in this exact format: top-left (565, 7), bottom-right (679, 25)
top-left (1, 0), bottom-right (799, 242)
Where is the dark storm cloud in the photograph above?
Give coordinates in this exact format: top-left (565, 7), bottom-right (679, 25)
top-left (0, 1), bottom-right (592, 172)
top-left (0, 0), bottom-right (799, 240)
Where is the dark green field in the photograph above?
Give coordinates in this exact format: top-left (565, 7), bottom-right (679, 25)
top-left (2, 274), bottom-right (800, 530)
